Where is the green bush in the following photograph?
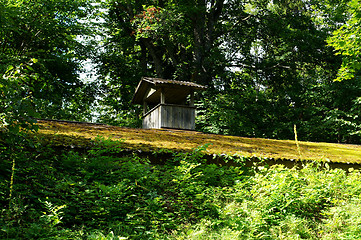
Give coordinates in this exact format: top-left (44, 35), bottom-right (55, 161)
top-left (2, 137), bottom-right (361, 239)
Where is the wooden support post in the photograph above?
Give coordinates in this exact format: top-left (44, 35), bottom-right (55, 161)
top-left (190, 91), bottom-right (194, 107)
top-left (143, 101), bottom-right (148, 116)
top-left (160, 88), bottom-right (165, 104)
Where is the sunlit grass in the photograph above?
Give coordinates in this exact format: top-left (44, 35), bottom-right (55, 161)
top-left (35, 120), bottom-right (361, 163)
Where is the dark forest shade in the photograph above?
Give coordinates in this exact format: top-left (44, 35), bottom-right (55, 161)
top-left (132, 77), bottom-right (206, 130)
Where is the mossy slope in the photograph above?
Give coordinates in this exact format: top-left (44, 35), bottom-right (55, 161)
top-left (36, 120), bottom-right (361, 164)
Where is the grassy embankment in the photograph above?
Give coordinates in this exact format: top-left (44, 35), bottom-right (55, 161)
top-left (2, 120), bottom-right (361, 239)
top-left (36, 120), bottom-right (361, 164)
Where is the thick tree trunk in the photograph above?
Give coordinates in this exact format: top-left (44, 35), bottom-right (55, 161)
top-left (141, 38), bottom-right (164, 78)
top-left (192, 1), bottom-right (224, 86)
top-left (140, 42), bottom-right (148, 74)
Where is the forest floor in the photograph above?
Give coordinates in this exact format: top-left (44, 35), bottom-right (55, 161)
top-left (35, 120), bottom-right (361, 164)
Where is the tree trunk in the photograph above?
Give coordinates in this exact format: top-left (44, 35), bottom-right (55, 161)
top-left (141, 38), bottom-right (164, 78)
top-left (192, 1), bottom-right (224, 86)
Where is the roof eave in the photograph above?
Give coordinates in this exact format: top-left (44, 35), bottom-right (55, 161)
top-left (132, 77), bottom-right (207, 104)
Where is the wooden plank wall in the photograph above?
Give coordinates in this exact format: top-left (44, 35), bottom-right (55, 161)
top-left (143, 105), bottom-right (161, 129)
top-left (143, 104), bottom-right (195, 130)
top-left (161, 104), bottom-right (195, 130)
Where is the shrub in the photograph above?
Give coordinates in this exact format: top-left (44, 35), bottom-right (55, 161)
top-left (2, 136), bottom-right (361, 239)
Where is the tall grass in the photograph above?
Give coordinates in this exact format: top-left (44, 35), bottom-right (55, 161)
top-left (294, 124), bottom-right (302, 159)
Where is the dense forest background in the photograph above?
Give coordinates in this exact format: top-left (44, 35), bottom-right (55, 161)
top-left (3, 1), bottom-right (361, 239)
top-left (2, 0), bottom-right (361, 143)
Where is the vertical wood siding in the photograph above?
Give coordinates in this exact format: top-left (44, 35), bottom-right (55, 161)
top-left (143, 104), bottom-right (195, 130)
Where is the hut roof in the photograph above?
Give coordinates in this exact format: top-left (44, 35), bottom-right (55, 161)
top-left (132, 77), bottom-right (207, 104)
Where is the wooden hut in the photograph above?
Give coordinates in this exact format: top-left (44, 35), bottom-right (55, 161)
top-left (132, 77), bottom-right (207, 130)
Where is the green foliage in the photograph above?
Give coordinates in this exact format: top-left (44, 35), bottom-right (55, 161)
top-left (39, 199), bottom-right (66, 228)
top-left (2, 135), bottom-right (361, 239)
top-left (0, 138), bottom-right (235, 239)
top-left (0, 61), bottom-right (39, 134)
top-left (0, 1), bottom-right (98, 220)
top-left (0, 0), bottom-right (97, 122)
top-left (327, 0), bottom-right (361, 81)
top-left (97, 0), bottom-right (361, 144)
top-left (172, 164), bottom-right (361, 239)
top-left (196, 69), bottom-right (361, 143)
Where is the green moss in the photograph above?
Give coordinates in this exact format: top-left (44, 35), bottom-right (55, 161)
top-left (34, 120), bottom-right (361, 163)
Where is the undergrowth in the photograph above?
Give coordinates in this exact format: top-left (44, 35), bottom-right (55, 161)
top-left (1, 135), bottom-right (361, 239)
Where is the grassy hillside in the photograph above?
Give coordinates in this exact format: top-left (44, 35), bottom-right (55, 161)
top-left (36, 120), bottom-right (361, 164)
top-left (2, 126), bottom-right (361, 239)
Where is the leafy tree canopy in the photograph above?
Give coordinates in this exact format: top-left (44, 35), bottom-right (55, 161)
top-left (97, 0), bottom-right (361, 144)
top-left (0, 0), bottom-right (97, 128)
top-left (2, 0), bottom-right (361, 144)
top-left (327, 0), bottom-right (361, 81)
